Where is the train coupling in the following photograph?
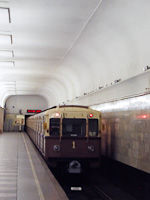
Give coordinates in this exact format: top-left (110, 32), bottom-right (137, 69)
top-left (68, 160), bottom-right (81, 174)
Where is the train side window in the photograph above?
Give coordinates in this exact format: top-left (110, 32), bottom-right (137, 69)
top-left (88, 119), bottom-right (98, 137)
top-left (50, 118), bottom-right (60, 136)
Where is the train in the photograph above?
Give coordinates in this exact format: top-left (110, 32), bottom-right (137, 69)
top-left (26, 105), bottom-right (101, 173)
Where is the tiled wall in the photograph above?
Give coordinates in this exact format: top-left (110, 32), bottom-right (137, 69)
top-left (101, 109), bottom-right (150, 173)
top-left (91, 94), bottom-right (150, 173)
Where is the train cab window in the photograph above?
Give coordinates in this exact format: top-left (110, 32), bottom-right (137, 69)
top-left (62, 119), bottom-right (86, 137)
top-left (88, 119), bottom-right (98, 137)
top-left (50, 118), bottom-right (60, 136)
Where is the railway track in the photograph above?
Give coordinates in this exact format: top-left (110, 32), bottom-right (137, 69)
top-left (66, 183), bottom-right (113, 200)
top-left (81, 182), bottom-right (113, 200)
top-left (51, 168), bottom-right (113, 200)
top-left (86, 183), bottom-right (113, 200)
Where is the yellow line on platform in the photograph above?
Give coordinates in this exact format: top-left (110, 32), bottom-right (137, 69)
top-left (22, 133), bottom-right (45, 200)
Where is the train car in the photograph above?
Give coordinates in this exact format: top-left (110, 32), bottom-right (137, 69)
top-left (26, 105), bottom-right (101, 173)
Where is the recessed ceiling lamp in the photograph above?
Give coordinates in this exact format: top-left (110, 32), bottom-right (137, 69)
top-left (5, 85), bottom-right (16, 88)
top-left (0, 7), bottom-right (11, 24)
top-left (0, 61), bottom-right (14, 67)
top-left (0, 50), bottom-right (14, 58)
top-left (0, 34), bottom-right (12, 45)
top-left (1, 81), bottom-right (16, 85)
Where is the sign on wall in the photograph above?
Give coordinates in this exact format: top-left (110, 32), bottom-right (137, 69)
top-left (27, 110), bottom-right (41, 113)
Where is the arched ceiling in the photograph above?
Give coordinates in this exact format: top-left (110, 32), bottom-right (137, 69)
top-left (0, 0), bottom-right (150, 108)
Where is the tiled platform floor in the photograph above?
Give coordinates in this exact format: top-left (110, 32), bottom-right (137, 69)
top-left (0, 132), bottom-right (68, 200)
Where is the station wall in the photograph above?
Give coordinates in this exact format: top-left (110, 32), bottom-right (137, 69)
top-left (4, 95), bottom-right (48, 132)
top-left (0, 107), bottom-right (4, 133)
top-left (92, 94), bottom-right (150, 174)
top-left (5, 95), bottom-right (48, 114)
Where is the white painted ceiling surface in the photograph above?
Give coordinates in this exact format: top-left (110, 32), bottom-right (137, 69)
top-left (0, 0), bottom-right (150, 108)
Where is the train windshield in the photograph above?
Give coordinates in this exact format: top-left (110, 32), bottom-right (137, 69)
top-left (62, 118), bottom-right (86, 137)
top-left (50, 118), bottom-right (60, 136)
top-left (88, 119), bottom-right (98, 137)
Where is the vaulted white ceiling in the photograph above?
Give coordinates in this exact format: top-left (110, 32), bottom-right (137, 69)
top-left (0, 0), bottom-right (150, 108)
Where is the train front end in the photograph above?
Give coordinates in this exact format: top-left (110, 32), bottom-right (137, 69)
top-left (45, 106), bottom-right (101, 173)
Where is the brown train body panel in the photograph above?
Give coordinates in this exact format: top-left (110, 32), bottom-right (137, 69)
top-left (45, 137), bottom-right (101, 159)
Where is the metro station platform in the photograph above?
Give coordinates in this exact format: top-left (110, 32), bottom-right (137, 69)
top-left (0, 132), bottom-right (68, 200)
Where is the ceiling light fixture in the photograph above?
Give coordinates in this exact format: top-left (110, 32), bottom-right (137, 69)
top-left (1, 81), bottom-right (16, 85)
top-left (143, 66), bottom-right (150, 71)
top-left (114, 79), bottom-right (121, 84)
top-left (0, 7), bottom-right (11, 24)
top-left (0, 50), bottom-right (14, 58)
top-left (0, 34), bottom-right (12, 45)
top-left (0, 61), bottom-right (15, 67)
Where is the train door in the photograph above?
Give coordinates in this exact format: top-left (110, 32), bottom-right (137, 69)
top-left (24, 115), bottom-right (31, 132)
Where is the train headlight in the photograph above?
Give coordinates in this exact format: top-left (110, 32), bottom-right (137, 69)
top-left (56, 112), bottom-right (60, 117)
top-left (88, 145), bottom-right (94, 152)
top-left (89, 113), bottom-right (93, 118)
top-left (53, 145), bottom-right (60, 152)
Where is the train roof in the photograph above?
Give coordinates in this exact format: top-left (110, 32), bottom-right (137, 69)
top-left (59, 105), bottom-right (89, 109)
top-left (40, 105), bottom-right (89, 113)
top-left (27, 105), bottom-right (100, 119)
